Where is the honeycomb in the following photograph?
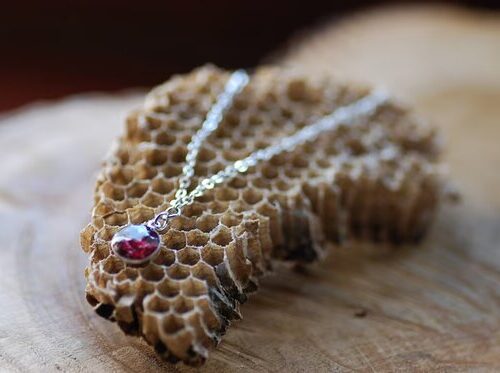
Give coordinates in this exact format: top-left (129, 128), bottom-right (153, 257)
top-left (80, 65), bottom-right (447, 365)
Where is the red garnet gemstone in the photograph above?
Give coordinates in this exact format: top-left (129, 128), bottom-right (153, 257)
top-left (111, 224), bottom-right (160, 264)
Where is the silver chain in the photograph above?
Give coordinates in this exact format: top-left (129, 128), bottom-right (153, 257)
top-left (149, 70), bottom-right (389, 232)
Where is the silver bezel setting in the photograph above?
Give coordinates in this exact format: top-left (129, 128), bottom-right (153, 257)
top-left (111, 224), bottom-right (161, 265)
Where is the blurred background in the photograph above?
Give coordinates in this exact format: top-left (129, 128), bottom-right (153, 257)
top-left (1, 0), bottom-right (498, 113)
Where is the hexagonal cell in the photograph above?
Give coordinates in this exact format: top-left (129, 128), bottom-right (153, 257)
top-left (140, 265), bottom-right (165, 282)
top-left (90, 242), bottom-right (110, 262)
top-left (145, 148), bottom-right (169, 167)
top-left (176, 247), bottom-right (201, 266)
top-left (190, 262), bottom-right (218, 287)
top-left (134, 163), bottom-right (158, 180)
top-left (155, 130), bottom-right (176, 146)
top-left (251, 176), bottom-right (271, 190)
top-left (115, 267), bottom-right (139, 283)
top-left (316, 158), bottom-right (331, 169)
top-left (211, 226), bottom-right (232, 246)
top-left (141, 192), bottom-right (164, 208)
top-left (108, 165), bottom-right (134, 186)
top-left (102, 255), bottom-right (124, 275)
top-left (163, 164), bottom-right (182, 178)
top-left (166, 264), bottom-right (191, 280)
top-left (126, 182), bottom-right (149, 199)
top-left (242, 188), bottom-right (263, 205)
top-left (162, 314), bottom-right (185, 335)
top-left (172, 296), bottom-right (195, 314)
top-left (200, 244), bottom-right (224, 267)
top-left (209, 201), bottom-right (229, 214)
top-left (101, 181), bottom-right (125, 201)
top-left (172, 216), bottom-right (197, 235)
top-left (180, 277), bottom-right (208, 297)
top-left (157, 278), bottom-right (181, 298)
top-left (151, 178), bottom-right (174, 195)
top-left (195, 297), bottom-right (220, 331)
top-left (291, 155), bottom-right (309, 169)
top-left (171, 146), bottom-right (188, 164)
top-left (103, 211), bottom-right (128, 227)
top-left (181, 203), bottom-right (205, 218)
top-left (164, 229), bottom-right (186, 250)
top-left (94, 201), bottom-right (116, 217)
top-left (154, 248), bottom-right (177, 267)
top-left (185, 230), bottom-right (209, 247)
top-left (274, 179), bottom-right (292, 192)
top-left (141, 114), bottom-right (163, 130)
top-left (146, 295), bottom-right (171, 313)
top-left (227, 175), bottom-right (247, 189)
top-left (214, 187), bottom-right (238, 202)
top-left (197, 147), bottom-right (216, 163)
top-left (195, 214), bottom-right (219, 233)
top-left (127, 206), bottom-right (155, 224)
top-left (97, 225), bottom-right (118, 241)
top-left (220, 213), bottom-right (242, 228)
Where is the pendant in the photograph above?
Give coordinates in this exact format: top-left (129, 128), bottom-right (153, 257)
top-left (111, 224), bottom-right (161, 265)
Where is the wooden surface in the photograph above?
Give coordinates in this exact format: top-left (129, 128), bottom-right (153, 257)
top-left (1, 5), bottom-right (500, 372)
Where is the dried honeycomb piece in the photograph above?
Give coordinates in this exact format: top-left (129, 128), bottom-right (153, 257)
top-left (80, 65), bottom-right (448, 365)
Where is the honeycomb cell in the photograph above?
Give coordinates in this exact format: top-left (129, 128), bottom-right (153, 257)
top-left (164, 229), bottom-right (186, 250)
top-left (145, 148), bottom-right (169, 167)
top-left (97, 225), bottom-right (118, 242)
top-left (196, 214), bottom-right (219, 233)
top-left (185, 230), bottom-right (209, 247)
top-left (181, 277), bottom-right (208, 297)
top-left (163, 164), bottom-right (182, 178)
top-left (171, 146), bottom-right (188, 163)
top-left (141, 264), bottom-right (165, 282)
top-left (274, 180), bottom-right (292, 192)
top-left (162, 314), bottom-right (184, 335)
top-left (177, 247), bottom-right (201, 266)
top-left (134, 163), bottom-right (158, 180)
top-left (210, 201), bottom-right (229, 214)
top-left (142, 192), bottom-right (164, 208)
top-left (151, 178), bottom-right (174, 195)
top-left (197, 147), bottom-right (216, 163)
top-left (242, 188), bottom-right (263, 205)
top-left (172, 297), bottom-right (194, 314)
top-left (214, 187), bottom-right (238, 202)
top-left (220, 213), bottom-right (242, 228)
top-left (154, 248), bottom-right (176, 267)
top-left (157, 278), bottom-right (181, 298)
top-left (168, 215), bottom-right (196, 232)
top-left (108, 166), bottom-right (134, 186)
top-left (116, 267), bottom-right (139, 283)
top-left (102, 255), bottom-right (124, 275)
top-left (211, 226), bottom-right (232, 246)
top-left (166, 264), bottom-right (190, 280)
top-left (127, 182), bottom-right (149, 199)
top-left (200, 244), bottom-right (224, 267)
top-left (82, 65), bottom-right (447, 366)
top-left (94, 201), bottom-right (115, 217)
top-left (155, 131), bottom-right (176, 146)
top-left (103, 211), bottom-right (128, 227)
top-left (191, 261), bottom-right (218, 286)
top-left (227, 175), bottom-right (247, 189)
top-left (146, 295), bottom-right (171, 313)
top-left (182, 203), bottom-right (205, 218)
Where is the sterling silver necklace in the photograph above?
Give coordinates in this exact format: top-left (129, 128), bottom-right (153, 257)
top-left (111, 70), bottom-right (389, 265)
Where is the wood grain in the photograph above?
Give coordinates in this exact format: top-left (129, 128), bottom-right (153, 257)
top-left (1, 5), bottom-right (500, 372)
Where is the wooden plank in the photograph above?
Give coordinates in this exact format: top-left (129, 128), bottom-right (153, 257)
top-left (1, 5), bottom-right (499, 372)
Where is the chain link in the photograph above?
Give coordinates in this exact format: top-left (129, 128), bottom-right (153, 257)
top-left (149, 69), bottom-right (389, 232)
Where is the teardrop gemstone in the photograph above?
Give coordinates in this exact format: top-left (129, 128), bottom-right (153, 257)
top-left (111, 224), bottom-right (160, 264)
